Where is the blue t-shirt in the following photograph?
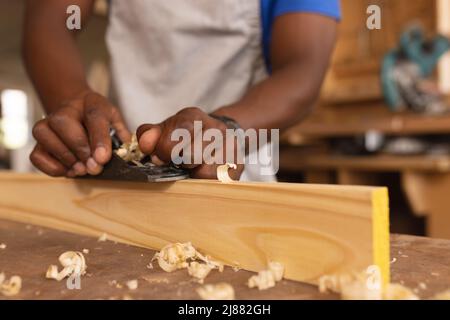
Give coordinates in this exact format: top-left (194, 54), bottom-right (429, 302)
top-left (261, 0), bottom-right (341, 71)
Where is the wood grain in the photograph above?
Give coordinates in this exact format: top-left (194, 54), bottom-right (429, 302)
top-left (0, 172), bottom-right (390, 285)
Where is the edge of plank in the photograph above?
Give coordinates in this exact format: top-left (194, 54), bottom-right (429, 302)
top-left (372, 187), bottom-right (391, 286)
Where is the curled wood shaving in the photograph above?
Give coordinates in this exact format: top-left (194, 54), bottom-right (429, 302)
top-left (152, 242), bottom-right (197, 272)
top-left (247, 261), bottom-right (285, 290)
top-left (197, 283), bottom-right (235, 300)
top-left (187, 262), bottom-right (213, 283)
top-left (0, 273), bottom-right (22, 296)
top-left (217, 163), bottom-right (237, 183)
top-left (126, 280), bottom-right (138, 290)
top-left (115, 134), bottom-right (145, 163)
top-left (152, 242), bottom-right (223, 282)
top-left (46, 251), bottom-right (87, 281)
top-left (318, 266), bottom-right (419, 300)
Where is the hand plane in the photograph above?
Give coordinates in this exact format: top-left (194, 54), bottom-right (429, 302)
top-left (81, 130), bottom-right (189, 183)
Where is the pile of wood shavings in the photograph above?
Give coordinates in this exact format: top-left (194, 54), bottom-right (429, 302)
top-left (46, 251), bottom-right (87, 281)
top-left (0, 273), bottom-right (22, 296)
top-left (318, 266), bottom-right (419, 300)
top-left (115, 134), bottom-right (145, 164)
top-left (152, 242), bottom-right (223, 283)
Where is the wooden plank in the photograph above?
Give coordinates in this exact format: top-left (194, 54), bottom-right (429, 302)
top-left (0, 172), bottom-right (390, 286)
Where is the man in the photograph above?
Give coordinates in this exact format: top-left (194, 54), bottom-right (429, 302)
top-left (24, 0), bottom-right (339, 181)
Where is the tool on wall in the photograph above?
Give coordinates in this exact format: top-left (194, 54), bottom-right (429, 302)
top-left (381, 26), bottom-right (450, 115)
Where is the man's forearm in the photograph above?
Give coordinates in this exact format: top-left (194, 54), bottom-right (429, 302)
top-left (23, 0), bottom-right (93, 114)
top-left (213, 62), bottom-right (323, 131)
top-left (213, 13), bottom-right (337, 132)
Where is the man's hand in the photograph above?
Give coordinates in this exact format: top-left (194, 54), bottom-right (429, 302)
top-left (30, 91), bottom-right (131, 177)
top-left (136, 107), bottom-right (244, 180)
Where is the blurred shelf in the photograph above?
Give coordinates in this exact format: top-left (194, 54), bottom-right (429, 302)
top-left (284, 102), bottom-right (450, 140)
top-left (280, 147), bottom-right (450, 173)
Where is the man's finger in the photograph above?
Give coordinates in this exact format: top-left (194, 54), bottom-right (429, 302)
top-left (136, 123), bottom-right (162, 154)
top-left (111, 107), bottom-right (132, 144)
top-left (32, 120), bottom-right (78, 169)
top-left (48, 109), bottom-right (91, 163)
top-left (29, 144), bottom-right (68, 177)
top-left (83, 102), bottom-right (112, 165)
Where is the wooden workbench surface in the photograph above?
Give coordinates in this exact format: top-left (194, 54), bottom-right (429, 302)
top-left (1, 219), bottom-right (449, 300)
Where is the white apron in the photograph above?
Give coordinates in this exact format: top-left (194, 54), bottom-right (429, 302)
top-left (106, 0), bottom-right (276, 181)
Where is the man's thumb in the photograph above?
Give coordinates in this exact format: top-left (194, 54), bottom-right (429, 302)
top-left (136, 124), bottom-right (162, 154)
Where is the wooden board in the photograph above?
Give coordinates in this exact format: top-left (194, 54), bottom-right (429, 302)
top-left (0, 172), bottom-right (390, 286)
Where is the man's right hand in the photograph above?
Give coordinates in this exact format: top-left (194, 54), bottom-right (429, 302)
top-left (30, 91), bottom-right (131, 177)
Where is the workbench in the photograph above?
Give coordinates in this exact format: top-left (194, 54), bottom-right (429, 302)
top-left (1, 219), bottom-right (449, 300)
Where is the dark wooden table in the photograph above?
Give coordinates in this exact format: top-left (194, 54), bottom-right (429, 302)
top-left (1, 219), bottom-right (449, 300)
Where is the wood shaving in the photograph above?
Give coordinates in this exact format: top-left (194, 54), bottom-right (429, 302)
top-left (0, 273), bottom-right (22, 296)
top-left (126, 280), bottom-right (138, 290)
top-left (98, 233), bottom-right (108, 242)
top-left (152, 242), bottom-right (223, 283)
top-left (217, 163), bottom-right (237, 183)
top-left (431, 290), bottom-right (450, 300)
top-left (418, 282), bottom-right (427, 290)
top-left (152, 242), bottom-right (197, 272)
top-left (187, 262), bottom-right (213, 283)
top-left (82, 249), bottom-right (89, 254)
top-left (46, 251), bottom-right (87, 281)
top-left (197, 283), bottom-right (235, 300)
top-left (318, 266), bottom-right (419, 300)
top-left (247, 261), bottom-right (285, 290)
top-left (383, 283), bottom-right (419, 300)
top-left (115, 134), bottom-right (145, 163)
top-left (0, 243), bottom-right (6, 250)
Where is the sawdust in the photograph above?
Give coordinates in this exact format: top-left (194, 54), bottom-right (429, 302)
top-left (141, 275), bottom-right (169, 284)
top-left (197, 283), bottom-right (235, 300)
top-left (46, 251), bottom-right (87, 281)
top-left (0, 273), bottom-right (22, 296)
top-left (82, 249), bottom-right (89, 254)
top-left (0, 243), bottom-right (6, 250)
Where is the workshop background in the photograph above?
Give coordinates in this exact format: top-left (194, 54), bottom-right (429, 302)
top-left (1, 0), bottom-right (450, 238)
